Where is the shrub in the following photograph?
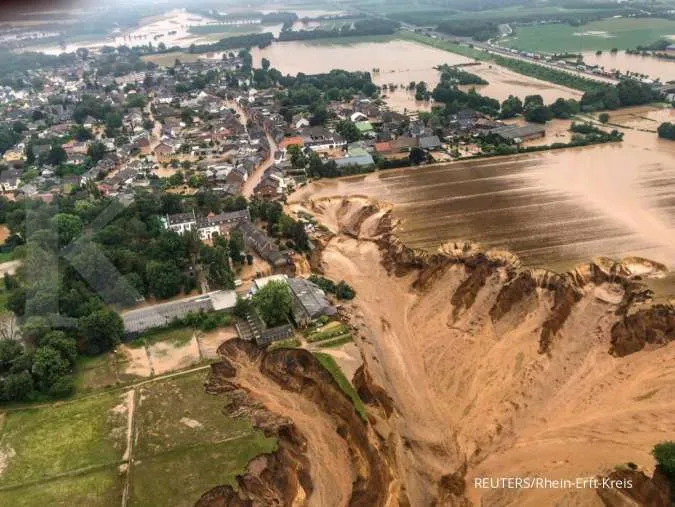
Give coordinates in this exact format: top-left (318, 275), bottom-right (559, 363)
top-left (653, 441), bottom-right (675, 477)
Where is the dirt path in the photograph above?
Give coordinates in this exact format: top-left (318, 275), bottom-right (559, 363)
top-left (120, 389), bottom-right (137, 507)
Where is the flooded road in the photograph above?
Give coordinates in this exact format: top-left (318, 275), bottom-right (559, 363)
top-left (292, 106), bottom-right (675, 277)
top-left (252, 40), bottom-right (582, 111)
top-left (582, 50), bottom-right (675, 82)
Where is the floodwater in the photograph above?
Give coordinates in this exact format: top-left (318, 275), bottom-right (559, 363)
top-left (292, 106), bottom-right (675, 277)
top-left (27, 8), bottom-right (260, 55)
top-left (252, 41), bottom-right (582, 112)
top-left (582, 50), bottom-right (675, 82)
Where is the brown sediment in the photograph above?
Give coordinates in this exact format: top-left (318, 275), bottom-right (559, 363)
top-left (199, 195), bottom-right (675, 507)
top-left (610, 304), bottom-right (675, 357)
top-left (196, 339), bottom-right (395, 507)
top-left (292, 196), bottom-right (675, 507)
top-left (596, 467), bottom-right (672, 507)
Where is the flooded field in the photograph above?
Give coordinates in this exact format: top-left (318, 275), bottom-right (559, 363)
top-left (28, 8), bottom-right (270, 55)
top-left (292, 106), bottom-right (675, 278)
top-left (252, 40), bottom-right (582, 111)
top-left (582, 50), bottom-right (675, 82)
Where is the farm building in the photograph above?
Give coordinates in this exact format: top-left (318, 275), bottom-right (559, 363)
top-left (488, 124), bottom-right (546, 142)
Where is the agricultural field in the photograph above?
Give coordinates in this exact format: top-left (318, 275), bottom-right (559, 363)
top-left (0, 371), bottom-right (276, 507)
top-left (0, 391), bottom-right (129, 505)
top-left (502, 18), bottom-right (675, 53)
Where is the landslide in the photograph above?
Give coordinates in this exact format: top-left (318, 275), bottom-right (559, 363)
top-left (298, 196), bottom-right (675, 507)
top-left (196, 339), bottom-right (395, 507)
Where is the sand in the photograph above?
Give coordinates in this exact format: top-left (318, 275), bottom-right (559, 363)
top-left (148, 335), bottom-right (201, 375)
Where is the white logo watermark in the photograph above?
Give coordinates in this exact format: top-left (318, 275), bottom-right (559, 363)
top-left (473, 477), bottom-right (633, 490)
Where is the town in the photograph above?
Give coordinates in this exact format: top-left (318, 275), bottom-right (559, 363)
top-left (0, 2), bottom-right (674, 506)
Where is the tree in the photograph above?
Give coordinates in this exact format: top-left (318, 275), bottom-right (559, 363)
top-left (252, 280), bottom-right (292, 327)
top-left (46, 144), bottom-right (67, 166)
top-left (181, 108), bottom-right (194, 125)
top-left (335, 120), bottom-right (361, 143)
top-left (549, 98), bottom-right (579, 119)
top-left (3, 371), bottom-right (34, 401)
top-left (287, 144), bottom-right (307, 169)
top-left (500, 95), bottom-right (523, 119)
top-left (52, 213), bottom-right (83, 245)
top-left (146, 261), bottom-right (184, 299)
top-left (78, 308), bottom-right (123, 355)
top-left (40, 331), bottom-right (77, 366)
top-left (409, 146), bottom-right (427, 165)
top-left (261, 57), bottom-right (271, 71)
top-left (524, 105), bottom-right (553, 124)
top-left (599, 113), bottom-right (610, 124)
top-left (87, 141), bottom-right (106, 163)
top-left (32, 346), bottom-right (70, 392)
top-left (233, 296), bottom-right (251, 319)
top-left (335, 281), bottom-right (355, 300)
top-left (652, 441), bottom-right (675, 478)
top-left (657, 122), bottom-right (675, 140)
top-left (104, 111), bottom-right (122, 131)
top-left (523, 94), bottom-right (544, 110)
top-left (415, 81), bottom-right (429, 101)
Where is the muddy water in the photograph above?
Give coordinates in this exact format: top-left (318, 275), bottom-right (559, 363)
top-left (583, 50), bottom-right (675, 82)
top-left (252, 41), bottom-right (581, 112)
top-left (292, 106), bottom-right (675, 277)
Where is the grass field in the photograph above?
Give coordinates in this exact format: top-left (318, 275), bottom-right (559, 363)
top-left (503, 18), bottom-right (675, 53)
top-left (130, 371), bottom-right (276, 506)
top-left (129, 326), bottom-right (194, 349)
top-left (129, 437), bottom-right (275, 507)
top-left (0, 370), bottom-right (276, 506)
top-left (0, 391), bottom-right (128, 488)
top-left (73, 353), bottom-right (119, 393)
top-left (0, 468), bottom-right (124, 507)
top-left (141, 51), bottom-right (203, 66)
top-left (397, 31), bottom-right (489, 61)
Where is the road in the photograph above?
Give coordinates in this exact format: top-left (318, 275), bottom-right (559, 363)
top-left (228, 100), bottom-right (278, 197)
top-left (350, 4), bottom-right (619, 86)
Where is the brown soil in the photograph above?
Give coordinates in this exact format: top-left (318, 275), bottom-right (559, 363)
top-left (197, 340), bottom-right (395, 507)
top-left (288, 196), bottom-right (675, 506)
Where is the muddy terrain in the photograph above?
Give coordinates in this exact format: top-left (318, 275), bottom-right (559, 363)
top-left (199, 196), bottom-right (673, 506)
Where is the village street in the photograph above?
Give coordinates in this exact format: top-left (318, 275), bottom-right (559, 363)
top-left (227, 100), bottom-right (278, 197)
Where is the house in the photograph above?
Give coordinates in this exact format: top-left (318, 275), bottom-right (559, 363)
top-left (350, 112), bottom-right (368, 122)
top-left (0, 168), bottom-right (21, 192)
top-left (334, 154), bottom-right (375, 169)
top-left (301, 127), bottom-right (346, 151)
top-left (390, 135), bottom-right (418, 152)
top-left (153, 141), bottom-right (175, 162)
top-left (163, 209), bottom-right (250, 240)
top-left (419, 135), bottom-right (442, 150)
top-left (236, 220), bottom-right (290, 268)
top-left (355, 121), bottom-right (374, 136)
top-left (164, 211), bottom-right (197, 234)
top-left (242, 309), bottom-right (294, 347)
top-left (288, 278), bottom-right (337, 327)
top-left (488, 124), bottom-right (546, 143)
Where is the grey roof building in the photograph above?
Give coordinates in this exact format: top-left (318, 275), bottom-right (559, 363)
top-left (419, 135), bottom-right (442, 150)
top-left (288, 278), bottom-right (337, 327)
top-left (488, 124), bottom-right (546, 142)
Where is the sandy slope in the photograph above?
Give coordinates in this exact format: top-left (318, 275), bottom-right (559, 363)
top-left (300, 197), bottom-right (675, 506)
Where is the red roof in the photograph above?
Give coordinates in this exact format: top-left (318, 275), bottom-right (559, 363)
top-left (374, 141), bottom-right (392, 153)
top-left (279, 136), bottom-right (304, 149)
